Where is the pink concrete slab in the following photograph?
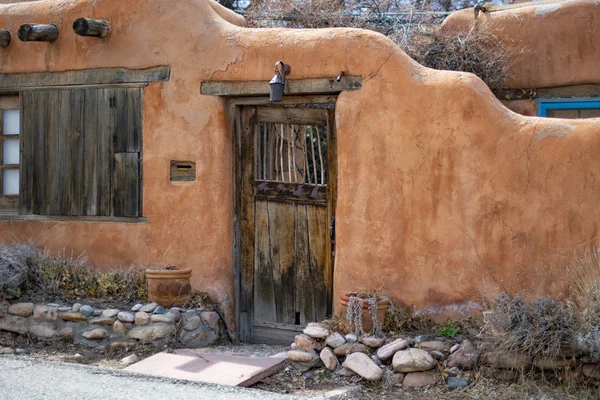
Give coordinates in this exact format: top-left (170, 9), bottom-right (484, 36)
top-left (124, 350), bottom-right (286, 387)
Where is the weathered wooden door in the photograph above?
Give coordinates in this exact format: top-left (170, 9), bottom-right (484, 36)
top-left (236, 104), bottom-right (336, 344)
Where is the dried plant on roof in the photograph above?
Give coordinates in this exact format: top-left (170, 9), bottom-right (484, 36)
top-left (407, 26), bottom-right (519, 88)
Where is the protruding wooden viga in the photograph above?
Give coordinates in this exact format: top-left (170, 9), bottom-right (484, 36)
top-left (73, 18), bottom-right (111, 38)
top-left (17, 24), bottom-right (59, 42)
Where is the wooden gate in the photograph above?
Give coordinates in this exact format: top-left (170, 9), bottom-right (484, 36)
top-left (234, 103), bottom-right (337, 344)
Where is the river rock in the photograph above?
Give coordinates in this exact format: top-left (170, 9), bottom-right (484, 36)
top-left (179, 330), bottom-right (218, 348)
top-left (113, 320), bottom-right (127, 335)
top-left (60, 327), bottom-right (73, 340)
top-left (360, 336), bottom-right (385, 348)
top-left (287, 350), bottom-right (315, 363)
top-left (377, 338), bottom-right (409, 361)
top-left (33, 305), bottom-right (58, 323)
top-left (201, 311), bottom-right (219, 329)
top-left (102, 309), bottom-right (120, 318)
top-left (325, 332), bottom-right (346, 348)
top-left (0, 347), bottom-right (14, 355)
top-left (90, 317), bottom-right (116, 326)
top-left (402, 372), bottom-right (438, 387)
top-left (333, 343), bottom-right (370, 356)
top-left (417, 340), bottom-right (446, 352)
top-left (131, 304), bottom-right (143, 312)
top-left (345, 333), bottom-right (358, 343)
top-left (151, 313), bottom-right (175, 323)
top-left (128, 323), bottom-right (175, 341)
top-left (319, 347), bottom-right (339, 371)
top-left (303, 325), bottom-right (329, 339)
top-left (183, 315), bottom-right (201, 331)
top-left (83, 329), bottom-right (109, 340)
top-left (135, 311), bottom-right (150, 325)
top-left (153, 306), bottom-right (167, 315)
top-left (7, 303), bottom-right (34, 317)
top-left (343, 352), bottom-right (383, 381)
top-left (121, 354), bottom-right (139, 365)
top-left (60, 312), bottom-right (88, 322)
top-left (447, 340), bottom-right (478, 370)
top-left (392, 348), bottom-right (435, 372)
top-left (117, 312), bottom-right (135, 323)
top-left (448, 376), bottom-right (468, 390)
top-left (79, 305), bottom-right (94, 317)
top-left (295, 334), bottom-right (319, 352)
top-left (140, 303), bottom-right (158, 313)
top-left (0, 315), bottom-right (27, 334)
top-left (29, 324), bottom-right (57, 339)
top-left (72, 303), bottom-right (82, 312)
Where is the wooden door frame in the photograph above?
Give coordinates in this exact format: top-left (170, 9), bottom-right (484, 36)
top-left (228, 95), bottom-right (338, 342)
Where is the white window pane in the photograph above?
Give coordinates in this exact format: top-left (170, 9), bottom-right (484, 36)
top-left (2, 169), bottom-right (18, 195)
top-left (2, 109), bottom-right (19, 135)
top-left (2, 139), bottom-right (19, 165)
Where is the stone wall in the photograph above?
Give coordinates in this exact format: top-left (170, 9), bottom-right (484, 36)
top-left (0, 301), bottom-right (220, 350)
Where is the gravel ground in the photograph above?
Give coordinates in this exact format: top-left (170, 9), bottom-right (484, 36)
top-left (0, 356), bottom-right (296, 400)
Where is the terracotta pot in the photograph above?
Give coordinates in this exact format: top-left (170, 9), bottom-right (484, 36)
top-left (339, 292), bottom-right (389, 334)
top-left (146, 267), bottom-right (192, 308)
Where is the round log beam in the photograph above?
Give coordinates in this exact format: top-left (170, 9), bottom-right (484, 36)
top-left (73, 18), bottom-right (111, 38)
top-left (0, 30), bottom-right (10, 47)
top-left (17, 24), bottom-right (59, 42)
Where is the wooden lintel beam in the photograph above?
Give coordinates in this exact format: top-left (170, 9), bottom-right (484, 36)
top-left (73, 18), bottom-right (111, 38)
top-left (18, 23), bottom-right (59, 42)
top-left (0, 66), bottom-right (170, 90)
top-left (0, 30), bottom-right (10, 47)
top-left (201, 76), bottom-right (362, 97)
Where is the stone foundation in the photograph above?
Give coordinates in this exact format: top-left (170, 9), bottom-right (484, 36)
top-left (0, 301), bottom-right (219, 349)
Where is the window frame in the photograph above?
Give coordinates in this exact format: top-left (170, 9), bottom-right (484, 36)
top-left (536, 98), bottom-right (600, 117)
top-left (0, 94), bottom-right (20, 211)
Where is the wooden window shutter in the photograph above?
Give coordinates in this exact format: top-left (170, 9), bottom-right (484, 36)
top-left (20, 87), bottom-right (142, 217)
top-left (112, 87), bottom-right (142, 217)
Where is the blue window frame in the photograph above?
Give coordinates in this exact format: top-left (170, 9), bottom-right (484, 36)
top-left (536, 98), bottom-right (600, 117)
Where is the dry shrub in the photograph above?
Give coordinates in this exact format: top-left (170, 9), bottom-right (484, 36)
top-left (482, 294), bottom-right (578, 367)
top-left (568, 248), bottom-right (600, 329)
top-left (0, 244), bottom-right (33, 298)
top-left (383, 301), bottom-right (436, 333)
top-left (1, 242), bottom-right (147, 303)
top-left (408, 26), bottom-right (519, 88)
top-left (246, 0), bottom-right (354, 29)
top-left (183, 289), bottom-right (219, 310)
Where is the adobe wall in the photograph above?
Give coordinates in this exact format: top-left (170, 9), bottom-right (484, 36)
top-left (0, 0), bottom-right (599, 325)
top-left (441, 0), bottom-right (600, 89)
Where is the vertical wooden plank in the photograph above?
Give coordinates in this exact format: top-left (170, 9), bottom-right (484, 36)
top-left (325, 109), bottom-right (337, 317)
top-left (32, 90), bottom-right (47, 214)
top-left (19, 91), bottom-right (33, 214)
top-left (114, 88), bottom-right (141, 153)
top-left (69, 89), bottom-right (85, 216)
top-left (239, 106), bottom-right (256, 342)
top-left (295, 203), bottom-right (311, 325)
top-left (96, 88), bottom-right (114, 216)
top-left (253, 200), bottom-right (276, 323)
top-left (83, 88), bottom-right (99, 215)
top-left (269, 201), bottom-right (296, 324)
top-left (44, 90), bottom-right (60, 215)
top-left (113, 152), bottom-right (140, 217)
top-left (306, 204), bottom-right (328, 322)
top-left (57, 89), bottom-right (72, 216)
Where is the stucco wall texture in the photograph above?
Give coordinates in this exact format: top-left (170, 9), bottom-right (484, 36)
top-left (442, 0), bottom-right (600, 89)
top-left (0, 0), bottom-right (599, 324)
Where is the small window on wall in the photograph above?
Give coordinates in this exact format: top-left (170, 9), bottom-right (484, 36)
top-left (0, 96), bottom-right (20, 209)
top-left (537, 98), bottom-right (600, 118)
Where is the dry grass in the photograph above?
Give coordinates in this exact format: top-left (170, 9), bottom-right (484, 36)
top-left (0, 244), bottom-right (33, 297)
top-left (568, 248), bottom-right (600, 329)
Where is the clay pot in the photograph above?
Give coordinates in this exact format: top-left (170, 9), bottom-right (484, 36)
top-left (339, 292), bottom-right (389, 334)
top-left (146, 267), bottom-right (192, 308)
